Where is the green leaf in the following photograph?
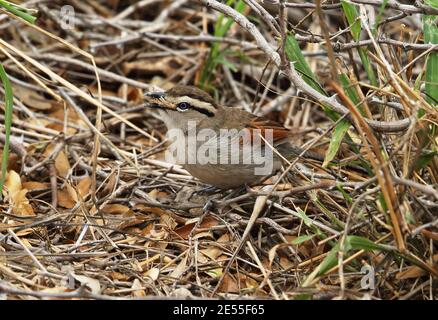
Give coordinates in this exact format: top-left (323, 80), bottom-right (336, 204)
top-left (336, 184), bottom-right (353, 204)
top-left (414, 68), bottom-right (424, 92)
top-left (322, 74), bottom-right (365, 167)
top-left (347, 235), bottom-right (385, 252)
top-left (424, 0), bottom-right (438, 9)
top-left (199, 0), bottom-right (245, 87)
top-left (340, 2), bottom-right (377, 86)
top-left (405, 211), bottom-right (416, 225)
top-left (414, 151), bottom-right (438, 170)
top-left (0, 0), bottom-right (37, 24)
top-left (291, 234), bottom-right (315, 245)
top-left (286, 24), bottom-right (369, 172)
top-left (285, 35), bottom-right (367, 165)
top-left (357, 47), bottom-right (378, 87)
top-left (315, 236), bottom-right (385, 277)
top-left (339, 73), bottom-right (360, 105)
top-left (316, 243), bottom-right (340, 276)
top-left (323, 119), bottom-right (350, 167)
top-left (0, 64), bottom-right (13, 197)
top-left (294, 293), bottom-right (312, 300)
top-left (341, 1), bottom-right (361, 41)
top-left (285, 34), bottom-right (326, 95)
top-left (373, 0), bottom-right (389, 34)
top-left (423, 13), bottom-right (438, 107)
top-left (295, 208), bottom-right (313, 228)
top-left (217, 55), bottom-right (238, 72)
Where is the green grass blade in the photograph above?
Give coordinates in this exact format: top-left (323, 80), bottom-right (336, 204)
top-left (0, 64), bottom-right (13, 197)
top-left (285, 34), bottom-right (326, 95)
top-left (347, 235), bottom-right (386, 251)
top-left (414, 151), bottom-right (438, 170)
top-left (373, 0), bottom-right (389, 34)
top-left (323, 74), bottom-right (364, 167)
top-left (323, 119), bottom-right (350, 167)
top-left (302, 235), bottom-right (389, 286)
top-left (341, 1), bottom-right (361, 41)
top-left (336, 184), bottom-right (353, 204)
top-left (291, 234), bottom-right (315, 245)
top-left (423, 0), bottom-right (438, 107)
top-left (199, 0), bottom-right (245, 88)
top-left (341, 1), bottom-right (377, 86)
top-left (357, 47), bottom-right (377, 86)
top-left (339, 72), bottom-right (366, 115)
top-left (295, 208), bottom-right (313, 228)
top-left (285, 35), bottom-right (368, 167)
top-left (0, 0), bottom-right (37, 24)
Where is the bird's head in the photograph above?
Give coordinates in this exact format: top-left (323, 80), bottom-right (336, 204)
top-left (144, 85), bottom-right (218, 131)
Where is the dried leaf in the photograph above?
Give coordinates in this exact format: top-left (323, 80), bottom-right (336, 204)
top-left (268, 244), bottom-right (281, 268)
top-left (102, 172), bottom-right (117, 196)
top-left (57, 184), bottom-right (78, 209)
top-left (170, 288), bottom-right (193, 298)
top-left (218, 274), bottom-right (239, 293)
top-left (160, 214), bottom-right (177, 230)
top-left (200, 246), bottom-right (223, 260)
top-left (76, 177), bottom-right (91, 198)
top-left (122, 57), bottom-right (183, 76)
top-left (22, 181), bottom-right (50, 190)
top-left (14, 86), bottom-right (54, 110)
top-left (72, 274), bottom-right (101, 294)
top-left (55, 150), bottom-right (70, 178)
top-left (4, 170), bottom-right (35, 216)
top-left (4, 170), bottom-right (21, 195)
top-left (15, 228), bottom-right (34, 237)
top-left (118, 85), bottom-right (143, 103)
top-left (174, 223), bottom-right (195, 239)
top-left (396, 266), bottom-right (427, 280)
top-left (420, 229), bottom-right (438, 241)
top-left (279, 256), bottom-right (294, 269)
top-left (201, 216), bottom-right (220, 229)
top-left (102, 204), bottom-right (131, 215)
top-left (109, 272), bottom-right (130, 281)
top-left (170, 255), bottom-right (188, 279)
top-left (131, 279), bottom-right (145, 297)
top-left (40, 287), bottom-right (69, 295)
top-left (144, 267), bottom-right (160, 281)
top-left (192, 231), bottom-right (214, 240)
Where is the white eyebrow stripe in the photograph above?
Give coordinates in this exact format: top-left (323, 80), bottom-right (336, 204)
top-left (175, 96), bottom-right (216, 114)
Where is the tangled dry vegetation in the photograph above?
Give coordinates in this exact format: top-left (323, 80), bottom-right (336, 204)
top-left (0, 0), bottom-right (437, 300)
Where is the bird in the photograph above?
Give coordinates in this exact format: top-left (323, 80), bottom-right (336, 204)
top-left (144, 85), bottom-right (350, 189)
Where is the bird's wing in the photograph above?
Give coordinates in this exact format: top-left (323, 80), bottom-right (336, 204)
top-left (245, 115), bottom-right (291, 145)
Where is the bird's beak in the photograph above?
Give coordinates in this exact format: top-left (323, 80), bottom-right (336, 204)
top-left (144, 91), bottom-right (167, 109)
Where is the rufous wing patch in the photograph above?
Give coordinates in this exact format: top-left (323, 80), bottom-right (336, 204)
top-left (239, 116), bottom-right (291, 146)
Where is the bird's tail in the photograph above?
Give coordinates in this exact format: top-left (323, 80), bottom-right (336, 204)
top-left (284, 143), bottom-right (368, 174)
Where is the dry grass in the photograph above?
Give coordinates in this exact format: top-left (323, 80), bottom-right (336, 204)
top-left (0, 0), bottom-right (437, 300)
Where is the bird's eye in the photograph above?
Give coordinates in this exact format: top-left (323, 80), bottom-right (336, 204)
top-left (177, 102), bottom-right (190, 112)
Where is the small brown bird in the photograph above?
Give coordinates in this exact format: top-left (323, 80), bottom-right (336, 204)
top-left (144, 85), bottom-right (331, 189)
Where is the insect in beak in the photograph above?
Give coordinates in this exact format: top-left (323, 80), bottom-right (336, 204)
top-left (144, 91), bottom-right (167, 109)
top-left (144, 91), bottom-right (166, 99)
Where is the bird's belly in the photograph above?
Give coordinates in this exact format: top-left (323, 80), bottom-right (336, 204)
top-left (183, 162), bottom-right (280, 189)
top-left (171, 137), bottom-right (283, 188)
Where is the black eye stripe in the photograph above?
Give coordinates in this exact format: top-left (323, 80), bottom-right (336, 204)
top-left (192, 106), bottom-right (214, 117)
top-left (176, 102), bottom-right (214, 117)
